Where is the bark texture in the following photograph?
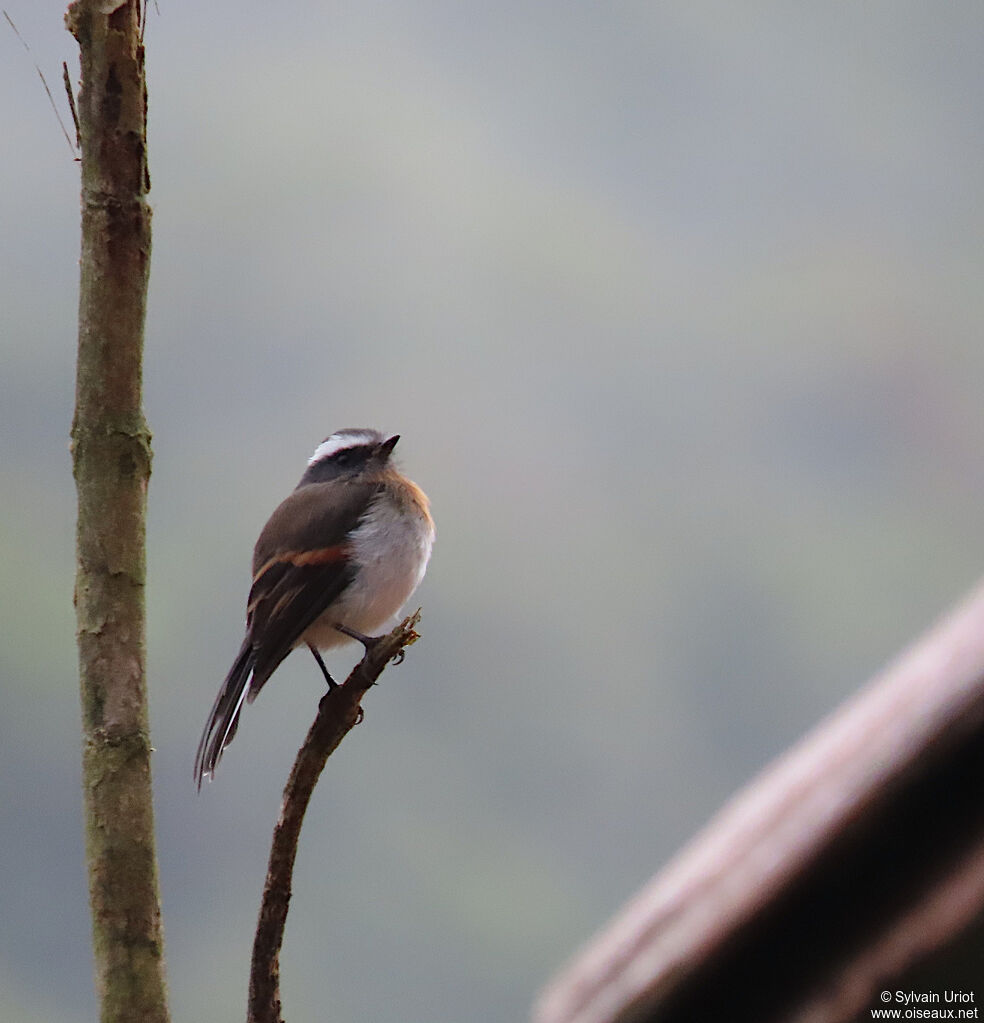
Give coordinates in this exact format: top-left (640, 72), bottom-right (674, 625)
top-left (66, 1), bottom-right (168, 1020)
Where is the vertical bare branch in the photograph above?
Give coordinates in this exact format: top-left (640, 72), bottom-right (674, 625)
top-left (66, 1), bottom-right (168, 1020)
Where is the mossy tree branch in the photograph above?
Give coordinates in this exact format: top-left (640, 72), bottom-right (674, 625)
top-left (66, 1), bottom-right (168, 1020)
top-left (248, 611), bottom-right (423, 1023)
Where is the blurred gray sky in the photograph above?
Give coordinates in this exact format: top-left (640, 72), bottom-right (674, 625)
top-left (2, 3), bottom-right (983, 1021)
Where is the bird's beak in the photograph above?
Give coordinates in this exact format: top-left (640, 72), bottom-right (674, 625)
top-left (378, 434), bottom-right (400, 459)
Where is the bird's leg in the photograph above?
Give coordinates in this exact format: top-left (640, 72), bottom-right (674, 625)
top-left (307, 643), bottom-right (338, 691)
top-left (312, 638), bottom-right (364, 723)
top-left (334, 622), bottom-right (406, 666)
top-left (333, 622), bottom-right (383, 650)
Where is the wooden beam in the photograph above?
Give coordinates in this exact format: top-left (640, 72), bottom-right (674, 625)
top-left (535, 581), bottom-right (984, 1023)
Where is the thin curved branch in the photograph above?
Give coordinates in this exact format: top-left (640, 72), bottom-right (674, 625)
top-left (247, 610), bottom-right (423, 1023)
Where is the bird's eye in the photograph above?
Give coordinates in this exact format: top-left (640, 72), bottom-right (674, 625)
top-left (333, 450), bottom-right (353, 466)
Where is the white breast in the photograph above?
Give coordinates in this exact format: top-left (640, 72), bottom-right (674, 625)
top-left (301, 483), bottom-right (434, 651)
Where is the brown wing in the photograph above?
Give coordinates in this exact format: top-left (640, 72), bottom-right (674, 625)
top-left (244, 478), bottom-right (381, 700)
top-left (193, 478), bottom-right (382, 786)
top-left (194, 552), bottom-right (352, 788)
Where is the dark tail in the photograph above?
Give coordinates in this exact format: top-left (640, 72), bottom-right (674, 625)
top-left (194, 637), bottom-right (256, 789)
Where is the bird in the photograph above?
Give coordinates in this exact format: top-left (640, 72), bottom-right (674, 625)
top-left (194, 428), bottom-right (434, 787)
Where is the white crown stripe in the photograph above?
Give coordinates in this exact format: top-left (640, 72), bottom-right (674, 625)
top-left (308, 431), bottom-right (379, 466)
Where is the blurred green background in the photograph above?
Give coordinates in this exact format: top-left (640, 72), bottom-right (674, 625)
top-left (2, 2), bottom-right (983, 1020)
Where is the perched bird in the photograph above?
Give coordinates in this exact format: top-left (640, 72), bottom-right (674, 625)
top-left (195, 428), bottom-right (434, 787)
